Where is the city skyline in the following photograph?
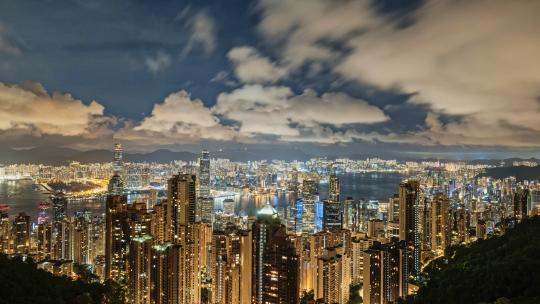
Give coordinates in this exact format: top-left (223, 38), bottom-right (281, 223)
top-left (1, 0), bottom-right (540, 159)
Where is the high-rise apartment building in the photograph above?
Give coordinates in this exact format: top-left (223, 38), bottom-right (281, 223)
top-left (252, 204), bottom-right (300, 304)
top-left (399, 180), bottom-right (420, 280)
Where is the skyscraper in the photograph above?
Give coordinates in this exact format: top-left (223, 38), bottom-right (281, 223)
top-left (431, 193), bottom-right (450, 254)
top-left (128, 235), bottom-right (153, 304)
top-left (105, 194), bottom-right (130, 282)
top-left (302, 179), bottom-right (317, 234)
top-left (167, 173), bottom-right (201, 304)
top-left (513, 188), bottom-right (529, 223)
top-left (329, 174), bottom-right (340, 203)
top-left (113, 143), bottom-right (123, 175)
top-left (13, 212), bottom-right (30, 254)
top-left (252, 204), bottom-right (300, 304)
top-left (322, 199), bottom-right (342, 232)
top-left (212, 223), bottom-right (242, 304)
top-left (399, 180), bottom-right (420, 281)
top-left (199, 150), bottom-right (213, 223)
top-left (109, 143), bottom-right (124, 196)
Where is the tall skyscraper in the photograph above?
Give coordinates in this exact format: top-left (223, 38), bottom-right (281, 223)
top-left (13, 212), bottom-right (30, 254)
top-left (329, 174), bottom-right (340, 203)
top-left (252, 204), bottom-right (300, 304)
top-left (105, 194), bottom-right (130, 282)
top-left (431, 193), bottom-right (450, 254)
top-left (302, 179), bottom-right (317, 234)
top-left (128, 235), bottom-right (153, 304)
top-left (109, 143), bottom-right (124, 196)
top-left (513, 188), bottom-right (529, 223)
top-left (212, 224), bottom-right (242, 304)
top-left (199, 150), bottom-right (213, 223)
top-left (399, 180), bottom-right (420, 281)
top-left (113, 143), bottom-right (123, 175)
top-left (150, 243), bottom-right (181, 304)
top-left (363, 240), bottom-right (407, 304)
top-left (322, 200), bottom-right (342, 232)
top-left (73, 211), bottom-right (92, 265)
top-left (166, 173), bottom-right (201, 304)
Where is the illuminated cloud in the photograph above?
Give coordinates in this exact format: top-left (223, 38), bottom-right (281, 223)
top-left (256, 0), bottom-right (540, 147)
top-left (132, 90), bottom-right (235, 142)
top-left (214, 84), bottom-right (388, 142)
top-left (227, 46), bottom-right (287, 83)
top-left (0, 81), bottom-right (106, 137)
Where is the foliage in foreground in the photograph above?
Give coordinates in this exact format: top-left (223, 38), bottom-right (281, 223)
top-left (0, 254), bottom-right (123, 304)
top-left (405, 216), bottom-right (540, 304)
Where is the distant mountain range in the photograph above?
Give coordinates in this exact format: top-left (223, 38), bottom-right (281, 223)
top-left (0, 146), bottom-right (313, 165)
top-left (482, 165), bottom-right (540, 181)
top-left (0, 146), bottom-right (539, 165)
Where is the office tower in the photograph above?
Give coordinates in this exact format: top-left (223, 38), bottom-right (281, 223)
top-left (322, 199), bottom-right (342, 232)
top-left (513, 188), bottom-right (529, 223)
top-left (37, 201), bottom-right (50, 224)
top-left (52, 193), bottom-right (67, 222)
top-left (388, 194), bottom-right (400, 222)
top-left (108, 173), bottom-right (124, 196)
top-left (430, 193), bottom-right (450, 254)
top-left (302, 179), bottom-right (317, 234)
top-left (252, 204), bottom-right (300, 304)
top-left (329, 174), bottom-right (340, 202)
top-left (51, 193), bottom-right (71, 260)
top-left (293, 198), bottom-right (304, 234)
top-left (113, 143), bottom-right (123, 175)
top-left (167, 173), bottom-right (201, 304)
top-left (212, 224), bottom-right (241, 304)
top-left (13, 212), bottom-right (31, 254)
top-left (343, 197), bottom-right (359, 231)
top-left (368, 219), bottom-right (385, 239)
top-left (150, 243), bottom-right (181, 304)
top-left (105, 194), bottom-right (130, 282)
top-left (199, 150), bottom-right (213, 223)
top-left (128, 235), bottom-right (152, 304)
top-left (315, 246), bottom-right (350, 304)
top-left (73, 211), bottom-right (92, 265)
top-left (399, 180), bottom-right (420, 280)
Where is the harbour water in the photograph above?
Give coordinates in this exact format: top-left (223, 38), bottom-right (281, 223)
top-left (0, 172), bottom-right (406, 220)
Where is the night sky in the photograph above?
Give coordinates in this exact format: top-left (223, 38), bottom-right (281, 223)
top-left (0, 0), bottom-right (539, 159)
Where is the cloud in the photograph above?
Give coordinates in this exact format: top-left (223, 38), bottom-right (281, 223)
top-left (256, 0), bottom-right (540, 147)
top-left (257, 0), bottom-right (382, 69)
top-left (0, 81), bottom-right (107, 137)
top-left (180, 9), bottom-right (217, 56)
top-left (132, 90), bottom-right (235, 142)
top-left (227, 46), bottom-right (287, 83)
top-left (0, 24), bottom-right (21, 55)
top-left (144, 51), bottom-right (171, 74)
top-left (213, 84), bottom-right (388, 142)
